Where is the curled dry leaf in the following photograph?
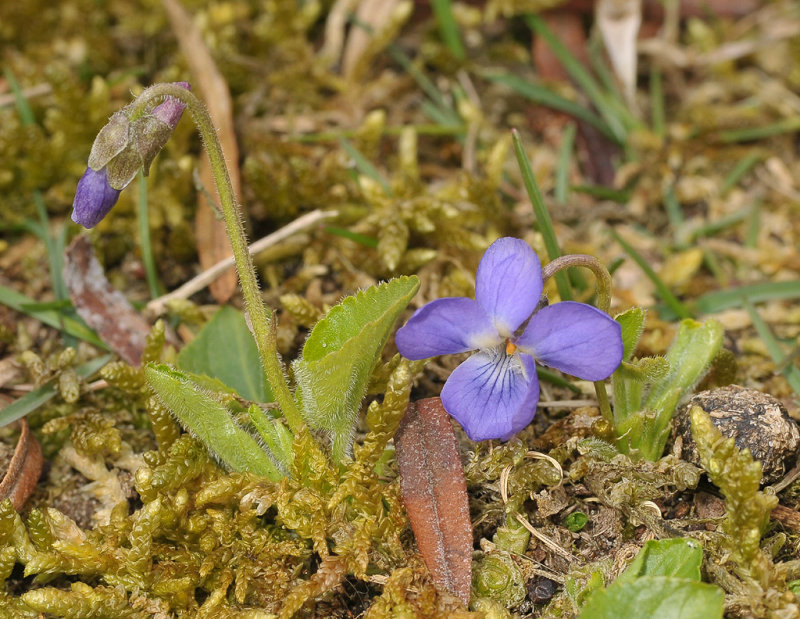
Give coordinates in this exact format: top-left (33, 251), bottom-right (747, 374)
top-left (395, 397), bottom-right (473, 605)
top-left (63, 235), bottom-right (150, 365)
top-left (0, 419), bottom-right (43, 510)
top-left (162, 0), bottom-right (240, 303)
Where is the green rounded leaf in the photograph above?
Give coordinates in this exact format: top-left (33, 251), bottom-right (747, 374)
top-left (293, 276), bottom-right (420, 462)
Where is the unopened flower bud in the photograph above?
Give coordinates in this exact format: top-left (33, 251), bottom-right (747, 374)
top-left (71, 167), bottom-right (122, 228)
top-left (71, 82), bottom-right (190, 229)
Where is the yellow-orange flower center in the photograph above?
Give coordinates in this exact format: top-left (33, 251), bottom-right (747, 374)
top-left (505, 339), bottom-right (517, 355)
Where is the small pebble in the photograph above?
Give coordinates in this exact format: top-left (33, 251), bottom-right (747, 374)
top-left (674, 385), bottom-right (800, 484)
top-left (527, 576), bottom-right (558, 604)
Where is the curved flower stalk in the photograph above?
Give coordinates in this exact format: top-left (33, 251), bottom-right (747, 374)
top-left (395, 237), bottom-right (623, 441)
top-left (71, 82), bottom-right (190, 228)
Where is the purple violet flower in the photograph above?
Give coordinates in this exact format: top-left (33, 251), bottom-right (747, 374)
top-left (395, 237), bottom-right (623, 441)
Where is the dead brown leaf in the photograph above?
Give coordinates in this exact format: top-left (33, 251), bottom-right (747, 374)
top-left (0, 419), bottom-right (43, 510)
top-left (63, 235), bottom-right (150, 365)
top-left (395, 397), bottom-right (473, 604)
top-left (162, 0), bottom-right (240, 303)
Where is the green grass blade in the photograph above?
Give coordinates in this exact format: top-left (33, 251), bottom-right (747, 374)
top-left (0, 354), bottom-right (112, 427)
top-left (744, 299), bottom-right (800, 395)
top-left (324, 226), bottom-right (378, 248)
top-left (511, 129), bottom-right (572, 301)
top-left (536, 367), bottom-right (582, 393)
top-left (572, 184), bottom-right (631, 202)
top-left (719, 117), bottom-right (800, 143)
top-left (3, 68), bottom-right (35, 125)
top-left (32, 190), bottom-right (67, 303)
top-left (486, 73), bottom-right (618, 142)
top-left (339, 137), bottom-right (392, 196)
top-left (0, 284), bottom-right (107, 349)
top-left (137, 172), bottom-right (163, 299)
top-left (719, 152), bottom-right (763, 197)
top-left (745, 200), bottom-right (761, 249)
top-left (663, 187), bottom-right (684, 241)
top-left (695, 280), bottom-right (800, 314)
top-left (555, 123), bottom-right (577, 203)
top-left (609, 229), bottom-right (691, 319)
top-left (525, 14), bottom-right (630, 142)
top-left (431, 0), bottom-right (465, 59)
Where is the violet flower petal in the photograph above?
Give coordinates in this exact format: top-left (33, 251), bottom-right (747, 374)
top-left (475, 237), bottom-right (542, 336)
top-left (151, 81), bottom-right (190, 129)
top-left (395, 297), bottom-right (499, 360)
top-left (71, 167), bottom-right (121, 229)
top-left (441, 349), bottom-right (539, 441)
top-left (516, 301), bottom-right (623, 381)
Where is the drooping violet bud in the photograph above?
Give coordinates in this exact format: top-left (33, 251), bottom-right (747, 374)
top-left (71, 82), bottom-right (190, 228)
top-left (71, 167), bottom-right (122, 228)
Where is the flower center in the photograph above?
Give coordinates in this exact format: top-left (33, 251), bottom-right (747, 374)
top-left (505, 339), bottom-right (517, 355)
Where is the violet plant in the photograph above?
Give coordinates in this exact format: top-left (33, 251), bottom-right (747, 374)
top-left (396, 237), bottom-right (624, 441)
top-left (70, 82), bottom-right (420, 476)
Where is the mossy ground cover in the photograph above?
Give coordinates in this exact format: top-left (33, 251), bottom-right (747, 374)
top-left (2, 1), bottom-right (800, 617)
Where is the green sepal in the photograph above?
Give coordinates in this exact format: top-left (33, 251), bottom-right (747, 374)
top-left (615, 307), bottom-right (646, 363)
top-left (144, 364), bottom-right (282, 481)
top-left (292, 275), bottom-right (419, 463)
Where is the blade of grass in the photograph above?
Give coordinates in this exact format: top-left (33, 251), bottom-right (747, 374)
top-left (339, 137), bottom-right (392, 196)
top-left (0, 285), bottom-right (107, 349)
top-left (609, 229), bottom-right (691, 319)
top-left (537, 367), bottom-right (582, 393)
top-left (572, 184), bottom-right (631, 202)
top-left (349, 13), bottom-right (462, 126)
top-left (291, 123), bottom-right (468, 142)
top-left (137, 172), bottom-right (164, 299)
top-left (744, 298), bottom-right (800, 395)
top-left (0, 354), bottom-right (112, 427)
top-left (6, 68), bottom-right (69, 308)
top-left (526, 14), bottom-right (631, 142)
top-left (745, 199), bottom-right (761, 249)
top-left (555, 123), bottom-right (577, 203)
top-left (431, 0), bottom-right (465, 60)
top-left (719, 117), bottom-right (800, 143)
top-left (32, 191), bottom-right (67, 303)
top-left (663, 186), bottom-right (684, 242)
top-left (324, 226), bottom-right (379, 249)
top-left (3, 68), bottom-right (35, 125)
top-left (511, 129), bottom-right (571, 301)
top-left (695, 280), bottom-right (800, 314)
top-left (485, 73), bottom-right (618, 142)
top-left (682, 207), bottom-right (751, 243)
top-left (701, 247), bottom-right (728, 288)
top-left (719, 152), bottom-right (763, 197)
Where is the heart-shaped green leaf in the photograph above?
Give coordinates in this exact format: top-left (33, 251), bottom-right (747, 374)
top-left (292, 275), bottom-right (419, 462)
top-left (177, 306), bottom-right (271, 403)
top-left (144, 364), bottom-right (281, 481)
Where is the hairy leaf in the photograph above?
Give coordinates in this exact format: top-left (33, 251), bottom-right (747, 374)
top-left (144, 364), bottom-right (281, 481)
top-left (292, 276), bottom-right (419, 462)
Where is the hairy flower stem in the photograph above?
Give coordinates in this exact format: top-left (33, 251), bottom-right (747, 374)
top-left (542, 254), bottom-right (615, 423)
top-left (128, 84), bottom-right (304, 433)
